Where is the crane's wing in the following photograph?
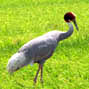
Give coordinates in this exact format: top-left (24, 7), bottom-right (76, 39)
top-left (18, 36), bottom-right (57, 63)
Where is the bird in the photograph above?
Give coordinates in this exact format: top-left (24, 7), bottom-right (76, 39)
top-left (7, 12), bottom-right (79, 84)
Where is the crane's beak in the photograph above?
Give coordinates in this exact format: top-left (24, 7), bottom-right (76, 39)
top-left (73, 19), bottom-right (79, 31)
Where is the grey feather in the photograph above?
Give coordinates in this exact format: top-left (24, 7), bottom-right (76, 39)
top-left (18, 23), bottom-right (73, 65)
top-left (18, 31), bottom-right (59, 64)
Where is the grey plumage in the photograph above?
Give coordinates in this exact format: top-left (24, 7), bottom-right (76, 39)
top-left (18, 28), bottom-right (73, 65)
top-left (7, 12), bottom-right (79, 84)
top-left (18, 22), bottom-right (74, 64)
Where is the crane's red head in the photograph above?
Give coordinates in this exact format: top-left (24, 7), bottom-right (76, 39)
top-left (64, 12), bottom-right (79, 30)
top-left (64, 12), bottom-right (76, 22)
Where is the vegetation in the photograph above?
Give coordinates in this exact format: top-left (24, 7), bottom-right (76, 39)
top-left (0, 0), bottom-right (89, 89)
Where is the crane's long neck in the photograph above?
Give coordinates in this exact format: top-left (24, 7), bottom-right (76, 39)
top-left (58, 22), bottom-right (74, 41)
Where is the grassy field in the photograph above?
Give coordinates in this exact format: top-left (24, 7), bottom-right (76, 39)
top-left (0, 0), bottom-right (89, 89)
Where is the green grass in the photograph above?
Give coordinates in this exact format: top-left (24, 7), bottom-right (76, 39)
top-left (0, 0), bottom-right (89, 89)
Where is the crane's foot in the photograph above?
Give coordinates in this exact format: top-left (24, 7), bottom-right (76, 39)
top-left (34, 78), bottom-right (37, 84)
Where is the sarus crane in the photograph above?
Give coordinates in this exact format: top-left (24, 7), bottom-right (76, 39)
top-left (7, 12), bottom-right (79, 84)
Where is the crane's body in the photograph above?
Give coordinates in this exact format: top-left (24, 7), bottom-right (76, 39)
top-left (18, 31), bottom-right (66, 63)
top-left (7, 30), bottom-right (65, 72)
top-left (19, 31), bottom-right (58, 63)
top-left (7, 12), bottom-right (79, 84)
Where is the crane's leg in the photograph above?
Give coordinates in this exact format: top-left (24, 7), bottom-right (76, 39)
top-left (40, 64), bottom-right (43, 84)
top-left (34, 64), bottom-right (41, 84)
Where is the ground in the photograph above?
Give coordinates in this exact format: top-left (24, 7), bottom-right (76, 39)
top-left (0, 0), bottom-right (89, 89)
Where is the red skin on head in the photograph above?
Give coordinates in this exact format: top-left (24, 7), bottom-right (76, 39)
top-left (64, 12), bottom-right (76, 22)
